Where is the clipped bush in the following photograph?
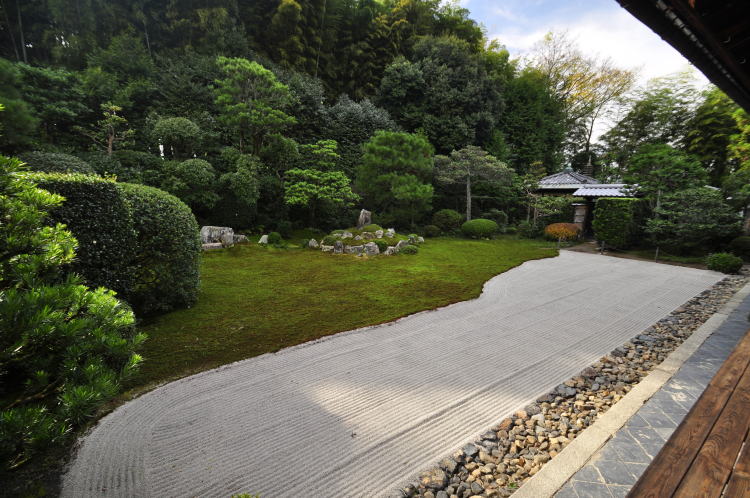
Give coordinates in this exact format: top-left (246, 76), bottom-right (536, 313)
top-left (322, 235), bottom-right (337, 245)
top-left (432, 209), bottom-right (463, 232)
top-left (592, 198), bottom-right (640, 249)
top-left (401, 244), bottom-right (419, 255)
top-left (374, 239), bottom-right (388, 252)
top-left (483, 209), bottom-right (508, 228)
top-left (28, 173), bottom-right (136, 295)
top-left (461, 218), bottom-right (499, 239)
top-left (706, 253), bottom-right (743, 274)
top-left (19, 151), bottom-right (95, 174)
top-left (423, 224), bottom-right (441, 237)
top-left (300, 239), bottom-right (310, 248)
top-left (362, 223), bottom-right (382, 232)
top-left (544, 223), bottom-right (582, 241)
top-left (728, 236), bottom-right (750, 261)
top-left (268, 232), bottom-right (282, 245)
top-left (117, 183), bottom-right (201, 315)
top-left (517, 220), bottom-right (543, 239)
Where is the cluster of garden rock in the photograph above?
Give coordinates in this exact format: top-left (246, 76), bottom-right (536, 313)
top-left (401, 271), bottom-right (748, 498)
top-left (200, 226), bottom-right (247, 250)
top-left (309, 228), bottom-right (425, 256)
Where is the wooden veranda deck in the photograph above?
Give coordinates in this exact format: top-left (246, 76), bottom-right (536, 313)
top-left (628, 328), bottom-right (750, 497)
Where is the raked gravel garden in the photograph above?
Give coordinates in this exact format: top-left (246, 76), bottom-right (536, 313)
top-left (403, 269), bottom-right (749, 498)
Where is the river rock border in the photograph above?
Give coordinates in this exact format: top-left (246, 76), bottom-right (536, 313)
top-left (402, 270), bottom-right (749, 498)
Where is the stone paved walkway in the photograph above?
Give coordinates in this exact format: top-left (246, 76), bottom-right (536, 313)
top-left (61, 252), bottom-right (722, 498)
top-left (555, 289), bottom-right (750, 498)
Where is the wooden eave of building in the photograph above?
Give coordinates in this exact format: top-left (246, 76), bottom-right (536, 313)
top-left (616, 0), bottom-right (750, 112)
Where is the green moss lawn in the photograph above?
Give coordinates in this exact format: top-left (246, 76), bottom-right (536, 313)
top-left (128, 236), bottom-right (556, 391)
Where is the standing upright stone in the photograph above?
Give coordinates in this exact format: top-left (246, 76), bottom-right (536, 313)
top-left (258, 234), bottom-right (269, 244)
top-left (357, 209), bottom-right (372, 229)
top-left (364, 242), bottom-right (380, 256)
top-left (333, 240), bottom-right (344, 254)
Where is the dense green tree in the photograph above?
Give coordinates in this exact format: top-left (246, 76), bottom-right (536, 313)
top-left (356, 130), bottom-right (434, 226)
top-left (0, 58), bottom-right (37, 151)
top-left (625, 144), bottom-right (707, 210)
top-left (284, 168), bottom-right (358, 225)
top-left (645, 187), bottom-right (740, 254)
top-left (726, 109), bottom-right (750, 233)
top-left (214, 56), bottom-right (296, 154)
top-left (160, 158), bottom-right (219, 213)
top-left (684, 86), bottom-right (740, 185)
top-left (435, 146), bottom-right (512, 220)
top-left (377, 36), bottom-right (501, 153)
top-left (151, 117), bottom-right (201, 160)
top-left (76, 102), bottom-right (135, 155)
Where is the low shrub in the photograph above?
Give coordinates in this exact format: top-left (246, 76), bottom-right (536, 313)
top-left (276, 220), bottom-right (293, 239)
top-left (331, 229), bottom-right (345, 235)
top-left (300, 238), bottom-right (310, 248)
top-left (401, 244), bottom-right (418, 255)
top-left (505, 226), bottom-right (518, 235)
top-left (117, 183), bottom-right (201, 315)
top-left (461, 218), bottom-right (499, 239)
top-left (374, 239), bottom-right (388, 252)
top-left (423, 224), bottom-right (441, 237)
top-left (516, 220), bottom-right (543, 239)
top-left (593, 198), bottom-right (640, 249)
top-left (706, 253), bottom-right (744, 274)
top-left (19, 151), bottom-right (95, 174)
top-left (267, 232), bottom-right (282, 245)
top-left (28, 173), bottom-right (136, 295)
top-left (728, 236), bottom-right (750, 261)
top-left (362, 224), bottom-right (382, 232)
top-left (483, 209), bottom-right (508, 228)
top-left (432, 209), bottom-right (463, 232)
top-left (322, 235), bottom-right (337, 245)
top-left (544, 223), bottom-right (581, 241)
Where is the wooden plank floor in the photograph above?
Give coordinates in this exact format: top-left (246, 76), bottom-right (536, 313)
top-left (629, 328), bottom-right (750, 498)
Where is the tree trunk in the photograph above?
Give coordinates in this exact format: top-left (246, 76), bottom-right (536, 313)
top-left (16, 0), bottom-right (26, 63)
top-left (743, 205), bottom-right (750, 235)
top-left (107, 133), bottom-right (114, 156)
top-left (465, 175), bottom-right (472, 221)
top-left (1, 0), bottom-right (20, 61)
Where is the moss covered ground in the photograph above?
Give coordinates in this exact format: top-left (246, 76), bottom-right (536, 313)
top-left (128, 236), bottom-right (557, 392)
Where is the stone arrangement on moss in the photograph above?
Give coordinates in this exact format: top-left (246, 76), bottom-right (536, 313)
top-left (310, 225), bottom-right (424, 256)
top-left (200, 226), bottom-right (248, 250)
top-left (401, 271), bottom-right (748, 498)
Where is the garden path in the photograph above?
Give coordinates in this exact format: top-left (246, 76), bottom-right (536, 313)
top-left (61, 251), bottom-right (722, 497)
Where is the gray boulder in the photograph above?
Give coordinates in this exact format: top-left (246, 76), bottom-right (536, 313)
top-left (384, 246), bottom-right (398, 255)
top-left (375, 230), bottom-right (384, 238)
top-left (356, 208), bottom-right (372, 229)
top-left (341, 231), bottom-right (353, 239)
top-left (233, 234), bottom-right (248, 244)
top-left (201, 242), bottom-right (223, 251)
top-left (219, 231), bottom-right (234, 247)
top-left (321, 245), bottom-right (334, 253)
top-left (334, 241), bottom-right (344, 254)
top-left (258, 234), bottom-right (269, 245)
top-left (346, 245), bottom-right (364, 255)
top-left (385, 228), bottom-right (396, 237)
top-left (201, 226), bottom-right (234, 244)
top-left (308, 238), bottom-right (319, 248)
top-left (354, 235), bottom-right (363, 241)
top-left (362, 232), bottom-right (375, 239)
top-left (396, 239), bottom-right (410, 250)
top-left (416, 236), bottom-right (425, 243)
top-left (364, 242), bottom-right (379, 256)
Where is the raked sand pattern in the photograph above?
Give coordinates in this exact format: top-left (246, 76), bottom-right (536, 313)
top-left (61, 251), bottom-right (722, 497)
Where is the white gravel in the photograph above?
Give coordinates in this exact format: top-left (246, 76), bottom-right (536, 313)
top-left (61, 251), bottom-right (722, 497)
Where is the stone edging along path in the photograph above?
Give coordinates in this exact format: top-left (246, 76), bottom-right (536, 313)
top-left (402, 269), bottom-right (749, 498)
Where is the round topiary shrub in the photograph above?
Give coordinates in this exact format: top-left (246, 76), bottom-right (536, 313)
top-left (322, 235), bottom-right (337, 245)
top-left (432, 209), bottom-right (463, 233)
top-left (728, 236), bottom-right (750, 261)
top-left (401, 244), bottom-right (418, 255)
top-left (28, 172), bottom-right (136, 295)
top-left (117, 183), bottom-right (201, 315)
top-left (374, 239), bottom-right (388, 252)
top-left (461, 218), bottom-right (499, 239)
top-left (362, 224), bottom-right (382, 232)
top-left (706, 252), bottom-right (744, 274)
top-left (19, 151), bottom-right (95, 174)
top-left (267, 231), bottom-right (282, 245)
top-left (423, 224), bottom-right (441, 237)
top-left (544, 222), bottom-right (582, 241)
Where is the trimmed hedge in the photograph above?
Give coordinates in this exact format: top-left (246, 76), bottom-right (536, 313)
top-left (117, 183), bottom-right (201, 314)
top-left (29, 173), bottom-right (136, 295)
top-left (20, 151), bottom-right (95, 174)
top-left (728, 236), bottom-right (750, 261)
top-left (28, 173), bottom-right (201, 315)
top-left (592, 198), bottom-right (640, 249)
top-left (706, 253), bottom-right (743, 274)
top-left (400, 244), bottom-right (418, 255)
top-left (461, 218), bottom-right (499, 239)
top-left (432, 209), bottom-right (463, 232)
top-left (423, 224), bottom-right (441, 237)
